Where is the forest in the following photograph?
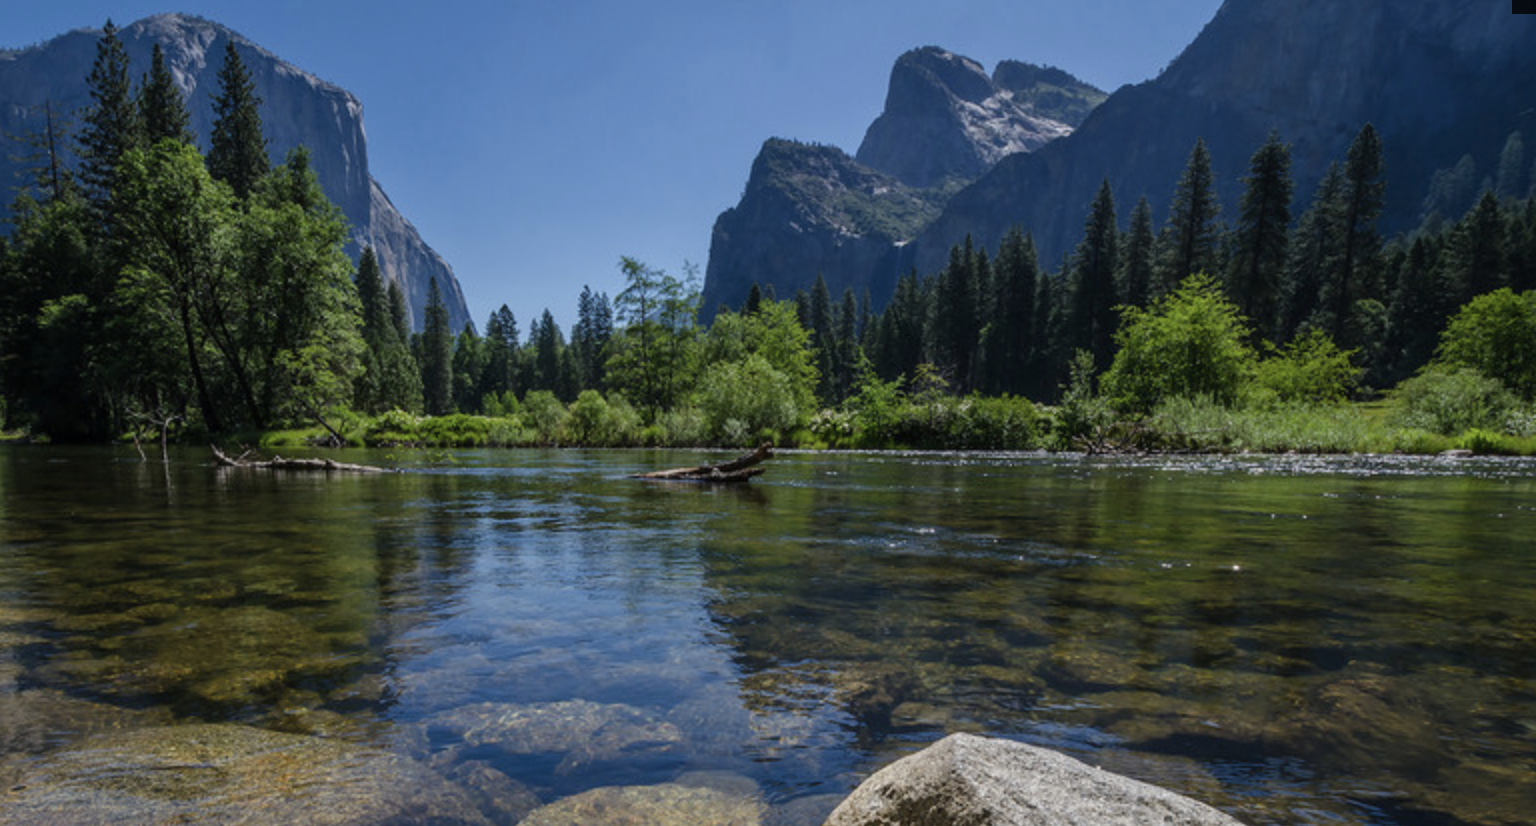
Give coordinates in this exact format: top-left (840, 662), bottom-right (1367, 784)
top-left (4, 22), bottom-right (1536, 454)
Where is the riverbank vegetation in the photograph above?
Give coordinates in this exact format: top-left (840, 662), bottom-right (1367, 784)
top-left (3, 23), bottom-right (1536, 456)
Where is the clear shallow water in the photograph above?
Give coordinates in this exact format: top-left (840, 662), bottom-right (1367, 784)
top-left (0, 446), bottom-right (1533, 824)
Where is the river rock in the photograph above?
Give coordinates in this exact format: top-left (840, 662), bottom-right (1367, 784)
top-left (0, 723), bottom-right (493, 825)
top-left (822, 732), bottom-right (1247, 826)
top-left (520, 780), bottom-right (766, 826)
top-left (427, 698), bottom-right (683, 774)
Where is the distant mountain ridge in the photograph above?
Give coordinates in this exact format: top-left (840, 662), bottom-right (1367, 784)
top-left (704, 0), bottom-right (1536, 316)
top-left (702, 48), bottom-right (1101, 316)
top-left (0, 14), bottom-right (472, 332)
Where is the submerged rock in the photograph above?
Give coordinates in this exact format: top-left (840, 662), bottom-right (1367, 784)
top-left (520, 780), bottom-right (766, 826)
top-left (823, 732), bottom-right (1246, 826)
top-left (0, 723), bottom-right (492, 825)
top-left (427, 699), bottom-right (684, 774)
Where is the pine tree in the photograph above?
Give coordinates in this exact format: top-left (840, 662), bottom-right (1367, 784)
top-left (988, 227), bottom-right (1040, 395)
top-left (572, 287), bottom-right (612, 391)
top-left (1156, 138), bottom-right (1222, 295)
top-left (810, 274), bottom-right (836, 401)
top-left (139, 43), bottom-right (192, 146)
top-left (744, 283), bottom-right (765, 316)
top-left (451, 324), bottom-right (486, 412)
top-left (1447, 190), bottom-right (1509, 302)
top-left (208, 40), bottom-right (268, 199)
top-left (1229, 130), bottom-right (1294, 340)
top-left (1118, 197), bottom-right (1156, 310)
top-left (1069, 179), bottom-right (1120, 368)
top-left (421, 277), bottom-right (454, 415)
top-left (1327, 123), bottom-right (1385, 342)
top-left (831, 288), bottom-right (860, 403)
top-left (481, 304), bottom-right (520, 400)
top-left (1281, 163), bottom-right (1344, 341)
top-left (78, 20), bottom-right (139, 212)
top-left (1384, 237), bottom-right (1452, 383)
top-left (929, 237), bottom-right (983, 391)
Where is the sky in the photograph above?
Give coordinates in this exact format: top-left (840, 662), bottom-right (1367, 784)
top-left (7, 1), bottom-right (1225, 330)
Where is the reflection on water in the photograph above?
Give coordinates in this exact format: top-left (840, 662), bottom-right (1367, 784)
top-left (0, 446), bottom-right (1533, 825)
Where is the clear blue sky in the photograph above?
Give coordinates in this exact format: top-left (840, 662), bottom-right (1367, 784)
top-left (9, 1), bottom-right (1224, 331)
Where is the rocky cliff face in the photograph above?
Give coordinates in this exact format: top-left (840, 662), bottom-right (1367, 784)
top-left (704, 49), bottom-right (1100, 317)
top-left (854, 47), bottom-right (1087, 189)
top-left (701, 139), bottom-right (950, 318)
top-left (708, 0), bottom-right (1536, 315)
top-left (908, 0), bottom-right (1536, 276)
top-left (0, 14), bottom-right (471, 332)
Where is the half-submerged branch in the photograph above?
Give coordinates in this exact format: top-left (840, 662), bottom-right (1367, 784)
top-left (632, 443), bottom-right (774, 482)
top-left (210, 445), bottom-right (392, 473)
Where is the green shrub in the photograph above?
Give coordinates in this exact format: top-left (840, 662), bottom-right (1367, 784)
top-left (1102, 273), bottom-right (1257, 414)
top-left (564, 390), bottom-right (641, 446)
top-left (695, 355), bottom-right (801, 445)
top-left (1392, 367), bottom-right (1517, 435)
top-left (417, 413), bottom-right (492, 447)
top-left (1255, 329), bottom-right (1360, 405)
top-left (521, 391), bottom-right (568, 445)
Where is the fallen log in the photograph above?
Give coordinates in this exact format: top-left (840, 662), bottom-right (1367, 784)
top-left (632, 443), bottom-right (774, 482)
top-left (211, 445), bottom-right (392, 473)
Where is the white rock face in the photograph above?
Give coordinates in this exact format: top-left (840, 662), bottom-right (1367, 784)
top-left (855, 47), bottom-right (1078, 189)
top-left (0, 14), bottom-right (472, 332)
top-left (824, 733), bottom-right (1249, 826)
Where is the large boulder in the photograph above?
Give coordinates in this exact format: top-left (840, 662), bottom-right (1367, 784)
top-left (823, 732), bottom-right (1246, 826)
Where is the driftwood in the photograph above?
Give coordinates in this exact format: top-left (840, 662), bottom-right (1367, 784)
top-left (210, 445), bottom-right (392, 473)
top-left (632, 443), bottom-right (774, 482)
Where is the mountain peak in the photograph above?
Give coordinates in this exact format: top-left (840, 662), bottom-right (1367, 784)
top-left (854, 46), bottom-right (1099, 188)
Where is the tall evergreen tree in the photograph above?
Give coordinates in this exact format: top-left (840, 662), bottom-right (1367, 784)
top-left (986, 227), bottom-right (1040, 395)
top-left (353, 246), bottom-right (420, 412)
top-left (1447, 190), bottom-right (1509, 302)
top-left (388, 280), bottom-right (413, 343)
top-left (1069, 179), bottom-right (1120, 368)
top-left (929, 237), bottom-right (983, 391)
top-left (1384, 236), bottom-right (1452, 383)
top-left (572, 287), bottom-right (612, 391)
top-left (78, 20), bottom-right (139, 213)
top-left (1118, 197), bottom-right (1156, 310)
top-left (1156, 138), bottom-right (1222, 294)
top-left (1229, 130), bottom-right (1294, 340)
top-left (1327, 123), bottom-right (1385, 342)
top-left (809, 274), bottom-right (836, 401)
top-left (207, 41), bottom-right (268, 199)
top-left (421, 277), bottom-right (454, 415)
top-left (831, 288), bottom-right (860, 403)
top-left (873, 269), bottom-right (928, 382)
top-left (1281, 163), bottom-right (1345, 341)
top-left (481, 304), bottom-right (520, 399)
top-left (531, 308), bottom-right (567, 398)
top-left (138, 43), bottom-right (192, 146)
top-left (451, 324), bottom-right (486, 412)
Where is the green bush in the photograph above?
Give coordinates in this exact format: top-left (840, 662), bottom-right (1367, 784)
top-left (564, 390), bottom-right (641, 446)
top-left (1392, 367), bottom-right (1517, 435)
top-left (521, 391), bottom-right (568, 445)
top-left (1102, 273), bottom-right (1257, 414)
top-left (1435, 288), bottom-right (1536, 399)
top-left (417, 413), bottom-right (493, 447)
top-left (695, 355), bottom-right (801, 445)
top-left (1255, 329), bottom-right (1360, 405)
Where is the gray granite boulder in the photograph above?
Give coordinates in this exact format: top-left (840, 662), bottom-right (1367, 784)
top-left (823, 732), bottom-right (1246, 826)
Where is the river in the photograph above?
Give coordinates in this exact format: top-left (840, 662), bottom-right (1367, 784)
top-left (0, 446), bottom-right (1532, 824)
